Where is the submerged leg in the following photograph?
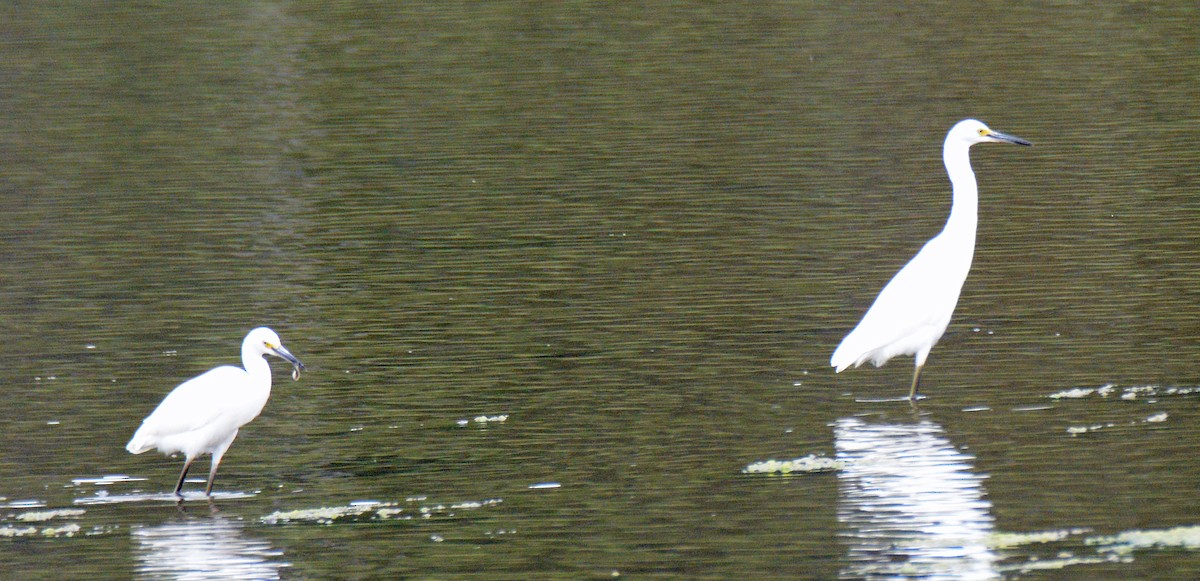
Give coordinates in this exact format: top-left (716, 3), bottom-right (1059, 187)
top-left (174, 458), bottom-right (195, 497)
top-left (908, 363), bottom-right (924, 400)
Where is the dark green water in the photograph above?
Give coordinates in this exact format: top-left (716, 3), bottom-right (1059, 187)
top-left (0, 2), bottom-right (1198, 579)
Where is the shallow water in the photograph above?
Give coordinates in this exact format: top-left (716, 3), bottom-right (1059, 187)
top-left (0, 2), bottom-right (1199, 579)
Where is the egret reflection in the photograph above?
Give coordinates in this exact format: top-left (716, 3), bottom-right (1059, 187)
top-left (133, 514), bottom-right (288, 580)
top-left (835, 417), bottom-right (998, 580)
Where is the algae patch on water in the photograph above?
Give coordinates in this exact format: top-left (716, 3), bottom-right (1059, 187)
top-left (0, 507), bottom-right (87, 538)
top-left (988, 528), bottom-right (1090, 549)
top-left (261, 498), bottom-right (503, 526)
top-left (456, 414), bottom-right (509, 427)
top-left (1066, 412), bottom-right (1170, 436)
top-left (0, 523), bottom-right (81, 538)
top-left (991, 525), bottom-right (1200, 574)
top-left (261, 504), bottom-right (377, 525)
top-left (1050, 384), bottom-right (1200, 400)
top-left (14, 508), bottom-right (85, 522)
top-left (742, 455), bottom-right (843, 475)
top-left (1087, 525), bottom-right (1200, 555)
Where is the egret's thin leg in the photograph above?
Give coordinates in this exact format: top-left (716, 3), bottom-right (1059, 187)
top-left (174, 459), bottom-right (195, 496)
top-left (908, 364), bottom-right (924, 401)
top-left (205, 460), bottom-right (221, 496)
top-left (205, 432), bottom-right (236, 497)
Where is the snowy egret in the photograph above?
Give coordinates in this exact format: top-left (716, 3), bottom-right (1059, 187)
top-left (830, 119), bottom-right (1030, 400)
top-left (126, 327), bottom-right (305, 496)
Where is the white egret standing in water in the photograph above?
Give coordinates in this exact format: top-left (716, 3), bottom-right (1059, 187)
top-left (830, 119), bottom-right (1031, 400)
top-left (126, 327), bottom-right (305, 496)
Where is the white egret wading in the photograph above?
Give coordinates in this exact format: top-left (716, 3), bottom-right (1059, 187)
top-left (126, 327), bottom-right (305, 496)
top-left (830, 119), bottom-right (1031, 400)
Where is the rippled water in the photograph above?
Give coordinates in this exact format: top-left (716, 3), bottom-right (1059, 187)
top-left (0, 2), bottom-right (1198, 579)
top-left (836, 418), bottom-right (997, 580)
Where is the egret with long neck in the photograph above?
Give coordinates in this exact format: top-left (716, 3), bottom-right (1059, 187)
top-left (126, 327), bottom-right (305, 496)
top-left (830, 119), bottom-right (1031, 400)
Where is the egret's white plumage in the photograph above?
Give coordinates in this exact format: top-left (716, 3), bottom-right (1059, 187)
top-left (831, 119), bottom-right (1030, 399)
top-left (126, 327), bottom-right (305, 496)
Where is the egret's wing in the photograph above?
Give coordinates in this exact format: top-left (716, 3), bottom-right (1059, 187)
top-left (132, 366), bottom-right (249, 438)
top-left (832, 238), bottom-right (969, 370)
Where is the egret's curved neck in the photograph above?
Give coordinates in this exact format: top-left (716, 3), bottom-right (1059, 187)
top-left (241, 345), bottom-right (274, 390)
top-left (943, 141), bottom-right (978, 239)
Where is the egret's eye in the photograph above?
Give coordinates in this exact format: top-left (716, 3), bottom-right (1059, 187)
top-left (978, 129), bottom-right (988, 136)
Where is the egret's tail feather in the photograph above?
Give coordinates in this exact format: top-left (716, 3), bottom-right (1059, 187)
top-left (830, 341), bottom-right (864, 373)
top-left (831, 357), bottom-right (859, 374)
top-left (126, 433), bottom-right (154, 455)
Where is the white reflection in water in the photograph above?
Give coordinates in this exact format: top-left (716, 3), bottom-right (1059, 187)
top-left (133, 515), bottom-right (288, 580)
top-left (835, 417), bottom-right (998, 580)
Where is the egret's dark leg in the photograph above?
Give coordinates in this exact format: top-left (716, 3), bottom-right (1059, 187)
top-left (205, 458), bottom-right (221, 496)
top-left (908, 364), bottom-right (924, 400)
top-left (174, 458), bottom-right (195, 497)
top-left (206, 430), bottom-right (238, 497)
